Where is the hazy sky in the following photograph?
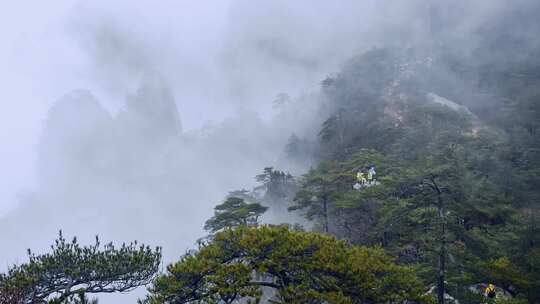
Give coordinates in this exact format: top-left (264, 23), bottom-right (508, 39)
top-left (0, 0), bottom-right (378, 215)
top-left (0, 1), bottom-right (230, 215)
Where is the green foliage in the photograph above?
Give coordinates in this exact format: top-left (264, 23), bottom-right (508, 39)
top-left (291, 44), bottom-right (540, 302)
top-left (288, 161), bottom-right (343, 233)
top-left (142, 226), bottom-right (431, 304)
top-left (204, 197), bottom-right (268, 233)
top-left (295, 129), bottom-right (537, 300)
top-left (0, 231), bottom-right (161, 304)
top-left (255, 167), bottom-right (297, 203)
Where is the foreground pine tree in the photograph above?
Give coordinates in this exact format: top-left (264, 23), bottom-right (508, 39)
top-left (142, 226), bottom-right (430, 304)
top-left (0, 231), bottom-right (161, 304)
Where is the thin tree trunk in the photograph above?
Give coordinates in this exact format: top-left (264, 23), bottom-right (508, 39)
top-left (438, 203), bottom-right (446, 304)
top-left (323, 196), bottom-right (329, 233)
top-left (432, 178), bottom-right (446, 304)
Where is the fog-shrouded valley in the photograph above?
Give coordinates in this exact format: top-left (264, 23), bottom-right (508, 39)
top-left (1, 1), bottom-right (539, 303)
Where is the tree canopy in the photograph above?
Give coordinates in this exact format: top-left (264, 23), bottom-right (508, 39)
top-left (142, 226), bottom-right (430, 304)
top-left (0, 232), bottom-right (161, 304)
top-left (204, 196), bottom-right (268, 233)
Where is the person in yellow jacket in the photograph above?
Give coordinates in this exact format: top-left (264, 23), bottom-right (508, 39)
top-left (485, 283), bottom-right (496, 299)
top-left (356, 171), bottom-right (367, 185)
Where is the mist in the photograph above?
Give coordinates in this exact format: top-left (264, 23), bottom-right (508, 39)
top-left (1, 0), bottom-right (538, 302)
